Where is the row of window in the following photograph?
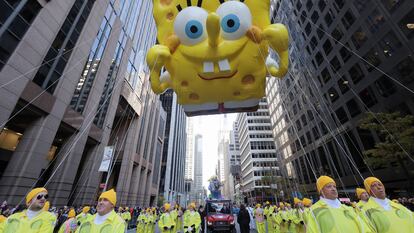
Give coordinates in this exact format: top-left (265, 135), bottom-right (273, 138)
top-left (33, 0), bottom-right (95, 94)
top-left (0, 0), bottom-right (42, 70)
top-left (251, 153), bottom-right (277, 159)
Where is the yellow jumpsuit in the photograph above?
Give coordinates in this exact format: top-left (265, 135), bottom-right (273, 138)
top-left (158, 212), bottom-right (175, 233)
top-left (183, 210), bottom-right (201, 232)
top-left (75, 210), bottom-right (126, 233)
top-left (306, 199), bottom-right (373, 233)
top-left (254, 207), bottom-right (266, 233)
top-left (145, 213), bottom-right (156, 233)
top-left (269, 210), bottom-right (282, 233)
top-left (361, 198), bottom-right (414, 233)
top-left (136, 213), bottom-right (146, 233)
top-left (2, 209), bottom-right (56, 233)
top-left (76, 213), bottom-right (92, 226)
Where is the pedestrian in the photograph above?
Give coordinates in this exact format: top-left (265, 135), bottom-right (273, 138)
top-left (361, 177), bottom-right (414, 233)
top-left (237, 204), bottom-right (250, 233)
top-left (0, 214), bottom-right (7, 231)
top-left (76, 206), bottom-right (91, 226)
top-left (198, 205), bottom-right (206, 233)
top-left (136, 209), bottom-right (146, 233)
top-left (183, 203), bottom-right (201, 233)
top-left (58, 209), bottom-right (77, 233)
top-left (356, 188), bottom-right (369, 210)
top-left (254, 204), bottom-right (265, 233)
top-left (75, 189), bottom-right (126, 233)
top-left (2, 187), bottom-right (57, 232)
top-left (158, 203), bottom-right (175, 233)
top-left (306, 176), bottom-right (372, 233)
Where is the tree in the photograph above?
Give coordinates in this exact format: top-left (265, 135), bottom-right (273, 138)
top-left (359, 112), bottom-right (414, 192)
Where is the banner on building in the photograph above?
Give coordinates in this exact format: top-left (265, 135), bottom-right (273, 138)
top-left (98, 146), bottom-right (114, 172)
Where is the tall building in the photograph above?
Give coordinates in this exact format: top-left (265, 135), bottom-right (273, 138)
top-left (226, 123), bottom-right (241, 201)
top-left (236, 99), bottom-right (280, 204)
top-left (193, 134), bottom-right (203, 203)
top-left (267, 0), bottom-right (414, 198)
top-left (159, 89), bottom-right (187, 205)
top-left (185, 118), bottom-right (194, 180)
top-left (0, 0), bottom-right (166, 206)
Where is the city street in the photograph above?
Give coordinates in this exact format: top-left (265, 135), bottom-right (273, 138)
top-left (126, 216), bottom-right (259, 233)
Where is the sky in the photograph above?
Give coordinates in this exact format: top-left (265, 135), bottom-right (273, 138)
top-left (190, 113), bottom-right (238, 188)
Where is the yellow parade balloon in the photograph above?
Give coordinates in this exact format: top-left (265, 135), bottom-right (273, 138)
top-left (147, 0), bottom-right (289, 116)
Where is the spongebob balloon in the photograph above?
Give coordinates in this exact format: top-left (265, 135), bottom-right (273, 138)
top-left (147, 0), bottom-right (289, 116)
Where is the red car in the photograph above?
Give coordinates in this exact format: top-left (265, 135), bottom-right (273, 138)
top-left (205, 200), bottom-right (236, 233)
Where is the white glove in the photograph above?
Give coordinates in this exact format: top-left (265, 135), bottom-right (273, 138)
top-left (188, 227), bottom-right (193, 232)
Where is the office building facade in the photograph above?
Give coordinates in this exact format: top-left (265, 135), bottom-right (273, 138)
top-left (267, 0), bottom-right (414, 197)
top-left (159, 90), bottom-right (187, 205)
top-left (236, 99), bottom-right (280, 203)
top-left (0, 0), bottom-right (166, 206)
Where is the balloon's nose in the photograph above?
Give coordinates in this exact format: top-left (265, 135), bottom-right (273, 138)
top-left (207, 13), bottom-right (220, 47)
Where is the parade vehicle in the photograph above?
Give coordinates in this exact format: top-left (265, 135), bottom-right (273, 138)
top-left (205, 199), bottom-right (236, 233)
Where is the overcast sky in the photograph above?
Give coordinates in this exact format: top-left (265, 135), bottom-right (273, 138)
top-left (191, 113), bottom-right (238, 188)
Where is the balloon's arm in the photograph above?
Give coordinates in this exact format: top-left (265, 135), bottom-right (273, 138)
top-left (262, 24), bottom-right (289, 78)
top-left (146, 45), bottom-right (172, 94)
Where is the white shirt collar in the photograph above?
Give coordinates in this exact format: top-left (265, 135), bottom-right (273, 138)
top-left (26, 209), bottom-right (42, 220)
top-left (320, 197), bottom-right (342, 209)
top-left (372, 197), bottom-right (391, 211)
top-left (94, 211), bottom-right (112, 225)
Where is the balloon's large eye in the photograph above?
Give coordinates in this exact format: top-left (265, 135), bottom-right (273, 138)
top-left (216, 1), bottom-right (252, 40)
top-left (174, 7), bottom-right (208, 45)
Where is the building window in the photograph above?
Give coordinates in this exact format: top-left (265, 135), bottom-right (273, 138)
top-left (349, 63), bottom-right (364, 84)
top-left (312, 127), bottom-right (320, 139)
top-left (381, 0), bottom-right (405, 12)
top-left (0, 0), bottom-right (42, 70)
top-left (346, 98), bottom-right (361, 117)
top-left (379, 31), bottom-right (402, 57)
top-left (335, 107), bottom-right (349, 124)
top-left (71, 7), bottom-right (114, 113)
top-left (324, 10), bottom-right (334, 27)
top-left (334, 0), bottom-right (345, 11)
top-left (392, 57), bottom-right (414, 85)
top-left (305, 23), bottom-right (312, 35)
top-left (318, 0), bottom-right (326, 11)
top-left (315, 52), bottom-right (323, 65)
top-left (338, 76), bottom-right (350, 94)
top-left (328, 87), bottom-right (339, 103)
top-left (32, 0), bottom-right (95, 94)
top-left (342, 10), bottom-right (356, 30)
top-left (340, 44), bottom-right (351, 63)
top-left (398, 9), bottom-right (414, 39)
top-left (310, 36), bottom-right (318, 50)
top-left (321, 68), bottom-right (331, 84)
top-left (359, 87), bottom-right (378, 107)
top-left (366, 8), bottom-right (385, 33)
top-left (375, 76), bottom-right (396, 97)
top-left (330, 57), bottom-right (341, 72)
top-left (94, 31), bottom-right (127, 128)
top-left (316, 24), bottom-right (325, 39)
top-left (296, 120), bottom-right (302, 131)
top-left (363, 48), bottom-right (382, 72)
top-left (353, 0), bottom-right (372, 11)
top-left (323, 39), bottom-right (333, 55)
top-left (297, 114), bottom-right (306, 127)
top-left (306, 0), bottom-right (312, 11)
top-left (311, 11), bottom-right (319, 24)
top-left (352, 28), bottom-right (367, 49)
top-left (331, 26), bottom-right (344, 42)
